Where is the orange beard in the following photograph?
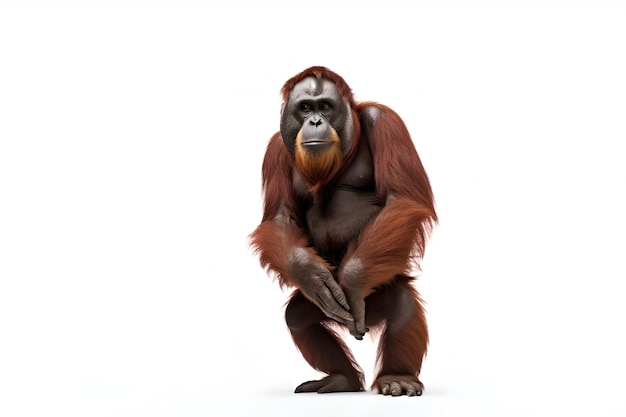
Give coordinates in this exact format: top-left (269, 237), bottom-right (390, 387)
top-left (294, 129), bottom-right (343, 197)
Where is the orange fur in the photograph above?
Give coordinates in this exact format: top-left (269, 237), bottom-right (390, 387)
top-left (250, 67), bottom-right (436, 395)
top-left (356, 101), bottom-right (436, 211)
top-left (341, 197), bottom-right (435, 298)
top-left (294, 128), bottom-right (343, 196)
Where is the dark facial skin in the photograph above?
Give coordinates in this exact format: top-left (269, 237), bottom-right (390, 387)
top-left (280, 77), bottom-right (354, 155)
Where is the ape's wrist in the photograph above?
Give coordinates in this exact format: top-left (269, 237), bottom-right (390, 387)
top-left (339, 258), bottom-right (364, 291)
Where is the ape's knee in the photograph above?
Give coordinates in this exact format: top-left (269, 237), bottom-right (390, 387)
top-left (386, 283), bottom-right (422, 334)
top-left (285, 291), bottom-right (326, 333)
top-left (285, 303), bottom-right (298, 332)
top-left (285, 297), bottom-right (308, 333)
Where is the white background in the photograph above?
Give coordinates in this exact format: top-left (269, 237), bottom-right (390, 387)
top-left (1, 1), bottom-right (625, 416)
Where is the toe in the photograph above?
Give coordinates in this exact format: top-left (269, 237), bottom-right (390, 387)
top-left (390, 382), bottom-right (402, 396)
top-left (402, 383), bottom-right (415, 396)
top-left (295, 380), bottom-right (323, 393)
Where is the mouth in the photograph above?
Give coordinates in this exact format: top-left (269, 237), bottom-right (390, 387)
top-left (300, 139), bottom-right (334, 153)
top-left (301, 139), bottom-right (330, 146)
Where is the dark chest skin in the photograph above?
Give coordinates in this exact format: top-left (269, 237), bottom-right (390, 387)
top-left (294, 139), bottom-right (384, 266)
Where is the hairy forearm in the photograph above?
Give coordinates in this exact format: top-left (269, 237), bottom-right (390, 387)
top-left (250, 219), bottom-right (332, 288)
top-left (340, 197), bottom-right (435, 296)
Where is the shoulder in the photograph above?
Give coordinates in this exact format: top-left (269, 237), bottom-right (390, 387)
top-left (356, 102), bottom-right (406, 130)
top-left (356, 102), bottom-right (384, 128)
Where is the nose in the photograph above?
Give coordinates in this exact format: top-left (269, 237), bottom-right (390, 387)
top-left (309, 115), bottom-right (322, 127)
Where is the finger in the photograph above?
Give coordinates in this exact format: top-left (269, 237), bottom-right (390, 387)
top-left (347, 320), bottom-right (363, 340)
top-left (321, 276), bottom-right (350, 311)
top-left (320, 288), bottom-right (354, 322)
top-left (345, 292), bottom-right (366, 338)
top-left (344, 307), bottom-right (362, 339)
top-left (318, 300), bottom-right (352, 324)
top-left (381, 383), bottom-right (391, 395)
top-left (324, 308), bottom-right (354, 325)
top-left (348, 323), bottom-right (364, 340)
top-left (317, 287), bottom-right (353, 324)
top-left (353, 302), bottom-right (366, 336)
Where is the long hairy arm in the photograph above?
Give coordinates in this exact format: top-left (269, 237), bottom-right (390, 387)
top-left (340, 103), bottom-right (437, 298)
top-left (249, 134), bottom-right (352, 323)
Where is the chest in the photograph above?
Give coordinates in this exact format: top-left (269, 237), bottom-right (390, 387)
top-left (295, 141), bottom-right (383, 262)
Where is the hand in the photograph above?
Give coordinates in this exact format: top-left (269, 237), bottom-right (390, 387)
top-left (343, 288), bottom-right (367, 340)
top-left (287, 249), bottom-right (353, 325)
top-left (340, 258), bottom-right (367, 340)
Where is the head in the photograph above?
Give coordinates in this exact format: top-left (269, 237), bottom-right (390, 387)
top-left (279, 67), bottom-right (358, 192)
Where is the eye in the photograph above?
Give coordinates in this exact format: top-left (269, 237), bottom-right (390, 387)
top-left (320, 101), bottom-right (333, 111)
top-left (300, 103), bottom-right (312, 112)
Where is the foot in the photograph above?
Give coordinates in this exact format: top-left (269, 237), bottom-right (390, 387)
top-left (295, 373), bottom-right (363, 394)
top-left (372, 375), bottom-right (423, 397)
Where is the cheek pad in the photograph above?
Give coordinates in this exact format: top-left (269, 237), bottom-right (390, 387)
top-left (280, 107), bottom-right (300, 154)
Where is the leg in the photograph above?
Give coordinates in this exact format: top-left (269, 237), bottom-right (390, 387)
top-left (285, 290), bottom-right (364, 393)
top-left (367, 277), bottom-right (428, 397)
